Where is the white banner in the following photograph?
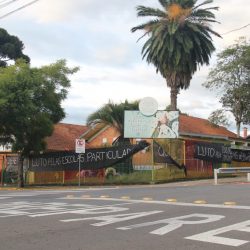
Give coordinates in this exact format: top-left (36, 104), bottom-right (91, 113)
top-left (124, 111), bottom-right (179, 138)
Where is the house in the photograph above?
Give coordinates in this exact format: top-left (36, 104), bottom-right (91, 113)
top-left (79, 123), bottom-right (120, 148)
top-left (22, 115), bottom-right (250, 184)
top-left (130, 114), bottom-right (241, 179)
top-left (45, 123), bottom-right (90, 151)
top-left (78, 114), bottom-right (249, 179)
top-left (179, 114), bottom-right (237, 139)
top-left (27, 123), bottom-right (90, 185)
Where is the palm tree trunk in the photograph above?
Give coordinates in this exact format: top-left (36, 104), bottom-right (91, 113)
top-left (170, 86), bottom-right (178, 111)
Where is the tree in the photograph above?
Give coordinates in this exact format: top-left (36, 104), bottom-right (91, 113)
top-left (208, 109), bottom-right (230, 127)
top-left (87, 100), bottom-right (139, 144)
top-left (131, 0), bottom-right (220, 110)
top-left (203, 37), bottom-right (250, 136)
top-left (0, 28), bottom-right (30, 67)
top-left (0, 59), bottom-right (79, 187)
top-left (87, 100), bottom-right (139, 175)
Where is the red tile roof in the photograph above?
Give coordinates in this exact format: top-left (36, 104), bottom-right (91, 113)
top-left (179, 114), bottom-right (237, 139)
top-left (45, 123), bottom-right (89, 151)
top-left (45, 115), bottom-right (238, 152)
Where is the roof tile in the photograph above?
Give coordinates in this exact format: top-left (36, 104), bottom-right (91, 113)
top-left (46, 114), bottom-right (238, 152)
top-left (179, 114), bottom-right (237, 138)
top-left (45, 123), bottom-right (89, 151)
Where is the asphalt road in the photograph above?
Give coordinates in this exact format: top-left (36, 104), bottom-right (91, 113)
top-left (0, 178), bottom-right (250, 250)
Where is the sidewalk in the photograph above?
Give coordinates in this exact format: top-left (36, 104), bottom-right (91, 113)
top-left (1, 174), bottom-right (250, 191)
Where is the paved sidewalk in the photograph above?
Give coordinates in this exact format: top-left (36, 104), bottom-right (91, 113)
top-left (1, 175), bottom-right (249, 191)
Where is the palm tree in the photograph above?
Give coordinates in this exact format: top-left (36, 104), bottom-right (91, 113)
top-left (87, 100), bottom-right (139, 175)
top-left (132, 0), bottom-right (221, 110)
top-left (87, 100), bottom-right (139, 144)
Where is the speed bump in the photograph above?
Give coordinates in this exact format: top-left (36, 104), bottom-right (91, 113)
top-left (143, 197), bottom-right (153, 201)
top-left (194, 200), bottom-right (207, 204)
top-left (121, 196), bottom-right (130, 200)
top-left (100, 195), bottom-right (110, 198)
top-left (66, 194), bottom-right (74, 198)
top-left (224, 201), bottom-right (237, 206)
top-left (81, 195), bottom-right (91, 198)
top-left (166, 198), bottom-right (177, 202)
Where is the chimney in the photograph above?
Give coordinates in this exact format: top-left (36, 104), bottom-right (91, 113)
top-left (243, 127), bottom-right (248, 139)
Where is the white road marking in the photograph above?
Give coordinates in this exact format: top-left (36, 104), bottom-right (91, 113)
top-left (0, 201), bottom-right (134, 218)
top-left (186, 220), bottom-right (250, 246)
top-left (118, 214), bottom-right (224, 235)
top-left (61, 211), bottom-right (162, 225)
top-left (0, 194), bottom-right (35, 197)
top-left (30, 206), bottom-right (129, 218)
top-left (0, 187), bottom-right (119, 198)
top-left (1, 199), bottom-right (250, 247)
top-left (73, 197), bottom-right (250, 210)
top-left (30, 202), bottom-right (135, 217)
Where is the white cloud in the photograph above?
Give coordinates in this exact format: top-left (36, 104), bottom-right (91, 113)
top-left (1, 0), bottom-right (250, 132)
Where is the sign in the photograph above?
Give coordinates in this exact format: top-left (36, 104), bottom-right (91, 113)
top-left (231, 149), bottom-right (250, 162)
top-left (6, 156), bottom-right (19, 172)
top-left (124, 111), bottom-right (179, 139)
top-left (139, 97), bottom-right (158, 116)
top-left (29, 141), bottom-right (149, 172)
top-left (194, 142), bottom-right (250, 163)
top-left (194, 142), bottom-right (232, 163)
top-left (75, 139), bottom-right (85, 153)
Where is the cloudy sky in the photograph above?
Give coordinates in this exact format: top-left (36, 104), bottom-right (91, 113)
top-left (1, 0), bottom-right (249, 135)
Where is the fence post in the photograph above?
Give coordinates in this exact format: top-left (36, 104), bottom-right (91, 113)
top-left (1, 156), bottom-right (4, 186)
top-left (62, 171), bottom-right (65, 185)
top-left (151, 143), bottom-right (154, 184)
top-left (183, 141), bottom-right (186, 165)
top-left (214, 169), bottom-right (218, 185)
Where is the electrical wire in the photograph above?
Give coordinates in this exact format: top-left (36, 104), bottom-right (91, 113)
top-left (222, 23), bottom-right (250, 35)
top-left (0, 0), bottom-right (11, 4)
top-left (0, 0), bottom-right (20, 9)
top-left (0, 0), bottom-right (39, 19)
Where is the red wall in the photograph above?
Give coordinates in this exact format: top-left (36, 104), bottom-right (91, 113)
top-left (185, 140), bottom-right (213, 178)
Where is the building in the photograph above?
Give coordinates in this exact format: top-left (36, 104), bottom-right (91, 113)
top-left (2, 115), bottom-right (249, 185)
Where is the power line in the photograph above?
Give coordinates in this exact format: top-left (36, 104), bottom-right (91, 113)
top-left (0, 0), bottom-right (11, 4)
top-left (222, 23), bottom-right (250, 35)
top-left (0, 0), bottom-right (21, 9)
top-left (0, 0), bottom-right (40, 20)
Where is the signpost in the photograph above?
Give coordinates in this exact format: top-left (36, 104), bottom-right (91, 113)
top-left (75, 139), bottom-right (85, 186)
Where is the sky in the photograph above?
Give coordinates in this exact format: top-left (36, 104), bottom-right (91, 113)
top-left (0, 0), bottom-right (250, 135)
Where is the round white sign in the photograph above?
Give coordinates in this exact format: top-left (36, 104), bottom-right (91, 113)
top-left (139, 97), bottom-right (158, 116)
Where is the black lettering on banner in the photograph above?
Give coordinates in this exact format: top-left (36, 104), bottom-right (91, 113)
top-left (194, 142), bottom-right (232, 163)
top-left (194, 142), bottom-right (250, 163)
top-left (28, 141), bottom-right (149, 172)
top-left (231, 148), bottom-right (250, 162)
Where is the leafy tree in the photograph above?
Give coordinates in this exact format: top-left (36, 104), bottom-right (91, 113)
top-left (87, 100), bottom-right (139, 144)
top-left (208, 109), bottom-right (230, 127)
top-left (203, 37), bottom-right (250, 136)
top-left (0, 59), bottom-right (79, 187)
top-left (0, 28), bottom-right (30, 67)
top-left (131, 0), bottom-right (220, 110)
